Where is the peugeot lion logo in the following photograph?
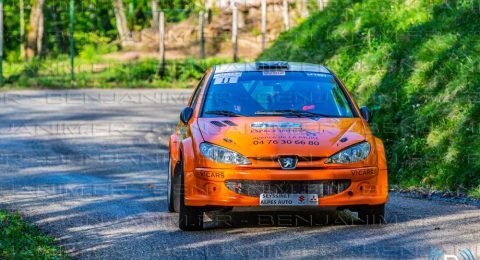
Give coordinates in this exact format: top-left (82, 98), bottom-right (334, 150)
top-left (278, 157), bottom-right (298, 170)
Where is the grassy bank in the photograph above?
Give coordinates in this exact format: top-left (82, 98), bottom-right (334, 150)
top-left (0, 210), bottom-right (67, 259)
top-left (2, 57), bottom-right (230, 89)
top-left (261, 0), bottom-right (480, 196)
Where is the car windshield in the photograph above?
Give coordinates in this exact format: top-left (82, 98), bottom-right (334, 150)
top-left (201, 71), bottom-right (355, 118)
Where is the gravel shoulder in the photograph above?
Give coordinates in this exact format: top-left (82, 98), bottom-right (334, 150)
top-left (0, 89), bottom-right (479, 259)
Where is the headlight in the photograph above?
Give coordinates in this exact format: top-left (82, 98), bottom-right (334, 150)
top-left (200, 143), bottom-right (251, 165)
top-left (325, 142), bottom-right (371, 164)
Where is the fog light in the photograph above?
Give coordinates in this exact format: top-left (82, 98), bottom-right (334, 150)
top-left (225, 181), bottom-right (242, 193)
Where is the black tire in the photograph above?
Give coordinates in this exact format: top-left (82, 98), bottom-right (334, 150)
top-left (177, 161), bottom-right (205, 231)
top-left (357, 204), bottom-right (385, 225)
top-left (167, 156), bottom-right (175, 212)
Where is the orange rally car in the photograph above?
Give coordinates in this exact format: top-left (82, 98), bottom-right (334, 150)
top-left (168, 62), bottom-right (388, 230)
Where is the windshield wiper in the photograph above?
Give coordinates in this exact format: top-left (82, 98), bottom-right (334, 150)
top-left (204, 110), bottom-right (245, 117)
top-left (255, 109), bottom-right (332, 118)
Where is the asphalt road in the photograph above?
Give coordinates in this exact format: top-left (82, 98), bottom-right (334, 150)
top-left (0, 89), bottom-right (479, 259)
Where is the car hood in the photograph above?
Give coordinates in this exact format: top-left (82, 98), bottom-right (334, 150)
top-left (196, 117), bottom-right (366, 158)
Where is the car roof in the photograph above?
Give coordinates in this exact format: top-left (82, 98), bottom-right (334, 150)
top-left (213, 61), bottom-right (331, 74)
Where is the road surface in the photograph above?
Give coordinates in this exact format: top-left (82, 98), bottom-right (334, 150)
top-left (0, 89), bottom-right (478, 259)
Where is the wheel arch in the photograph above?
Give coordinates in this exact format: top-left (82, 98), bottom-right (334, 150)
top-left (171, 136), bottom-right (196, 177)
top-left (169, 134), bottom-right (180, 177)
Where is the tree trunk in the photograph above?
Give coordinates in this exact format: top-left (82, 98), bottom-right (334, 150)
top-left (158, 11), bottom-right (165, 76)
top-left (283, 0), bottom-right (289, 31)
top-left (112, 0), bottom-right (132, 48)
top-left (26, 0), bottom-right (45, 60)
top-left (20, 0), bottom-right (25, 60)
top-left (232, 4), bottom-right (238, 62)
top-left (151, 0), bottom-right (159, 28)
top-left (36, 7), bottom-right (44, 57)
top-left (206, 0), bottom-right (213, 24)
top-left (261, 0), bottom-right (266, 50)
top-left (199, 11), bottom-right (205, 58)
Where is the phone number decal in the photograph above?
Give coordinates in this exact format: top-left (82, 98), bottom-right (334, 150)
top-left (253, 140), bottom-right (320, 146)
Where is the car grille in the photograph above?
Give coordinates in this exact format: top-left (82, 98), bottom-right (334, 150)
top-left (225, 180), bottom-right (351, 197)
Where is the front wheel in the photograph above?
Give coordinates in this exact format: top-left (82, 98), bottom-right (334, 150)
top-left (358, 204), bottom-right (385, 224)
top-left (177, 160), bottom-right (205, 231)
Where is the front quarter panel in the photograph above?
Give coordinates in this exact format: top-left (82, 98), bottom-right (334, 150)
top-left (181, 137), bottom-right (195, 173)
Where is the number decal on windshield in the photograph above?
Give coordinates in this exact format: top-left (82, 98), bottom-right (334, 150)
top-left (213, 72), bottom-right (242, 85)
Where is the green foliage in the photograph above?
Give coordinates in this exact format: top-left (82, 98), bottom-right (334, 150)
top-left (42, 0), bottom-right (119, 57)
top-left (2, 57), bottom-right (230, 89)
top-left (260, 0), bottom-right (480, 194)
top-left (77, 33), bottom-right (117, 62)
top-left (160, 0), bottom-right (193, 22)
top-left (1, 0), bottom-right (194, 58)
top-left (469, 186), bottom-right (480, 199)
top-left (0, 210), bottom-right (67, 259)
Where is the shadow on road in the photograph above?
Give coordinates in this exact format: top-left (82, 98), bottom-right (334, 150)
top-left (0, 90), bottom-right (478, 259)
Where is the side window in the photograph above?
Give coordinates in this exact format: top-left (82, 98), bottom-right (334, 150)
top-left (189, 75), bottom-right (206, 108)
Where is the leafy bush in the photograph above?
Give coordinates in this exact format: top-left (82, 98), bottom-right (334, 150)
top-left (260, 0), bottom-right (480, 195)
top-left (77, 33), bottom-right (118, 62)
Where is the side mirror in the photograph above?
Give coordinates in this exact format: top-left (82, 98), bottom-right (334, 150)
top-left (360, 106), bottom-right (372, 123)
top-left (180, 107), bottom-right (194, 125)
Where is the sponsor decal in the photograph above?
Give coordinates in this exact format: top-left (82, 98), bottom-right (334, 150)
top-left (298, 195), bottom-right (305, 203)
top-left (251, 129), bottom-right (304, 134)
top-left (260, 194), bottom-right (319, 206)
top-left (251, 122), bottom-right (302, 129)
top-left (304, 131), bottom-right (318, 137)
top-left (351, 168), bottom-right (375, 176)
top-left (249, 126), bottom-right (322, 146)
top-left (195, 170), bottom-right (225, 179)
top-left (305, 72), bottom-right (330, 78)
top-left (263, 71), bottom-right (286, 76)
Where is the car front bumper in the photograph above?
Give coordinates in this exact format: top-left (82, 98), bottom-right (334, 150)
top-left (184, 167), bottom-right (388, 207)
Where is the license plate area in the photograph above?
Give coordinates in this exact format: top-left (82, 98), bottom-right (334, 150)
top-left (259, 193), bottom-right (319, 206)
